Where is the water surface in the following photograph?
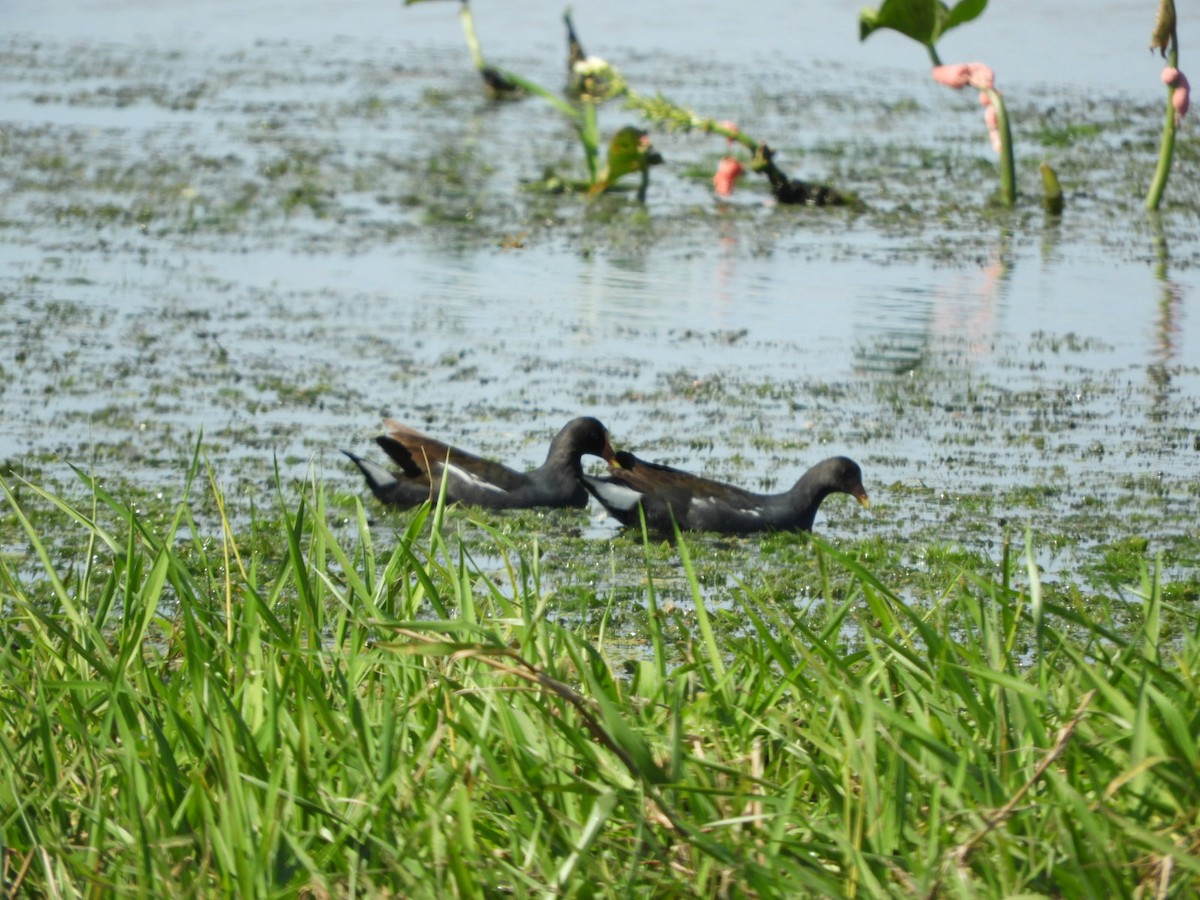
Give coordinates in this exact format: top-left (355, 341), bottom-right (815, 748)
top-left (2, 0), bottom-right (1198, 591)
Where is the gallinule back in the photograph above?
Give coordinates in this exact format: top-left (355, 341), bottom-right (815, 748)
top-left (582, 450), bottom-right (869, 534)
top-left (345, 416), bottom-right (615, 510)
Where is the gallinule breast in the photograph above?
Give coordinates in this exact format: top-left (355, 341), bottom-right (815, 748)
top-left (582, 450), bottom-right (869, 534)
top-left (345, 416), bottom-right (615, 510)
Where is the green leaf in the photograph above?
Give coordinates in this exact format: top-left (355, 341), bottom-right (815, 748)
top-left (860, 0), bottom-right (944, 46)
top-left (860, 0), bottom-right (987, 47)
top-left (590, 126), bottom-right (662, 193)
top-left (604, 127), bottom-right (656, 182)
top-left (943, 0), bottom-right (988, 31)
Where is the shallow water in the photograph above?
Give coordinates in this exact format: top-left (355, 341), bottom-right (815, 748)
top-left (2, 0), bottom-right (1198, 593)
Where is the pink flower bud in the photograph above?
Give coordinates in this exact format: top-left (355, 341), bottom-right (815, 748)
top-left (1162, 66), bottom-right (1181, 85)
top-left (713, 156), bottom-right (745, 197)
top-left (966, 63), bottom-right (995, 89)
top-left (932, 64), bottom-right (971, 89)
top-left (933, 62), bottom-right (995, 90)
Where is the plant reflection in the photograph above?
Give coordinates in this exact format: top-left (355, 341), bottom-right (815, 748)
top-left (1148, 217), bottom-right (1185, 421)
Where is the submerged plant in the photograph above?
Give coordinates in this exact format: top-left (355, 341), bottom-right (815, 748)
top-left (860, 0), bottom-right (1018, 207)
top-left (1147, 0), bottom-right (1185, 210)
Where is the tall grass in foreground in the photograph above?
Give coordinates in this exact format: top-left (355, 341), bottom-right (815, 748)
top-left (1, 462), bottom-right (1198, 898)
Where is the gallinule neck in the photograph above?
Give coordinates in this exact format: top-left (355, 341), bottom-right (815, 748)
top-left (582, 451), bottom-right (869, 534)
top-left (346, 416), bottom-right (614, 510)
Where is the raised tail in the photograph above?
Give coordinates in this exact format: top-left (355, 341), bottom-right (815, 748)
top-left (343, 450), bottom-right (429, 509)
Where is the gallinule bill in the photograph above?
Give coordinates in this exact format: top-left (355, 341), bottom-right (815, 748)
top-left (345, 416), bottom-right (615, 510)
top-left (582, 450), bottom-right (869, 534)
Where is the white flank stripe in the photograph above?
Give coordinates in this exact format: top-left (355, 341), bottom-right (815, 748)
top-left (442, 462), bottom-right (509, 495)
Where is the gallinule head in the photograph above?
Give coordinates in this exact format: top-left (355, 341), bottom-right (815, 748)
top-left (582, 450), bottom-right (869, 535)
top-left (345, 416), bottom-right (615, 511)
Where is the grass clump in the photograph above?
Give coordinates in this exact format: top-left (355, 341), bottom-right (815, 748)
top-left (0, 460), bottom-right (1198, 898)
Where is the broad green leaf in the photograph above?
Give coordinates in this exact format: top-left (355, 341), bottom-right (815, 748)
top-left (590, 126), bottom-right (662, 194)
top-left (603, 126), bottom-right (657, 183)
top-left (943, 0), bottom-right (988, 32)
top-left (860, 0), bottom-right (945, 46)
top-left (860, 0), bottom-right (988, 47)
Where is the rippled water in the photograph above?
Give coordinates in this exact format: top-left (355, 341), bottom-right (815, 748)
top-left (2, 0), bottom-right (1198, 580)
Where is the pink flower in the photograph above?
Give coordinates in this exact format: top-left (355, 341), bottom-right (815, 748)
top-left (713, 156), bottom-right (744, 196)
top-left (966, 63), bottom-right (995, 90)
top-left (932, 64), bottom-right (971, 88)
top-left (932, 62), bottom-right (995, 91)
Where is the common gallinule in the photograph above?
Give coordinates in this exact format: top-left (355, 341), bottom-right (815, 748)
top-left (345, 416), bottom-right (615, 510)
top-left (582, 450), bottom-right (869, 534)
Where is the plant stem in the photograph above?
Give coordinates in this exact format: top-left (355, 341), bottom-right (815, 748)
top-left (491, 68), bottom-right (581, 119)
top-left (986, 87), bottom-right (1017, 208)
top-left (458, 3), bottom-right (486, 72)
top-left (581, 102), bottom-right (600, 182)
top-left (623, 89), bottom-right (758, 152)
top-left (1146, 38), bottom-right (1180, 210)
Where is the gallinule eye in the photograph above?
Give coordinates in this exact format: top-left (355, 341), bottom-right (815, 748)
top-left (345, 416), bottom-right (615, 510)
top-left (582, 450), bottom-right (869, 535)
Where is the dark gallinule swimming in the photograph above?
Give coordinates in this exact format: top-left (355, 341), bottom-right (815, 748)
top-left (582, 450), bottom-right (869, 534)
top-left (345, 416), bottom-right (615, 510)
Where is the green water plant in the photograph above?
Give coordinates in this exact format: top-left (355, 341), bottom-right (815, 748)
top-left (1041, 160), bottom-right (1064, 214)
top-left (860, 0), bottom-right (1018, 208)
top-left (564, 11), bottom-right (849, 204)
top-left (624, 91), bottom-right (851, 205)
top-left (418, 1), bottom-right (848, 205)
top-left (1147, 0), bottom-right (1187, 210)
top-left (435, 0), bottom-right (662, 199)
top-left (569, 13), bottom-right (851, 204)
